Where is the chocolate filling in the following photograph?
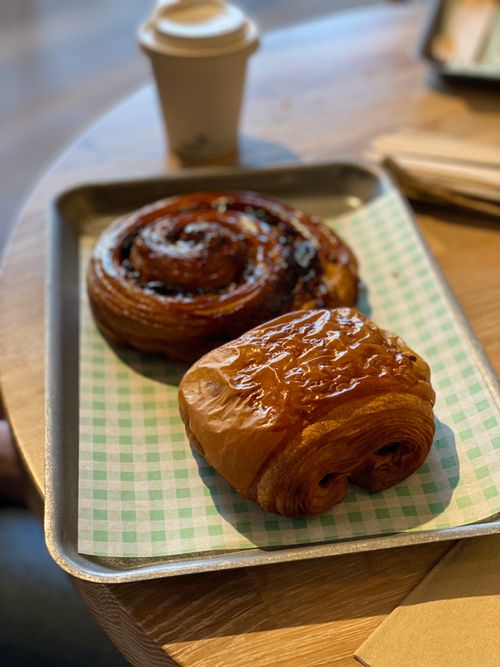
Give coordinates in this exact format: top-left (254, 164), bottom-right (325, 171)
top-left (375, 442), bottom-right (401, 456)
top-left (319, 472), bottom-right (339, 488)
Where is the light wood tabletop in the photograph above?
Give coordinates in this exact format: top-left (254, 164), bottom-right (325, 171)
top-left (1, 2), bottom-right (499, 665)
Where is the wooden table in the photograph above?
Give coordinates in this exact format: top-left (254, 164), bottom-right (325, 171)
top-left (1, 3), bottom-right (499, 665)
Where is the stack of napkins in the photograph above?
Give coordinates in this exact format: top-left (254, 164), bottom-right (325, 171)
top-left (369, 130), bottom-right (500, 217)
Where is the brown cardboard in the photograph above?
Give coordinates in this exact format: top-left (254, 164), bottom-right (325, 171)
top-left (355, 534), bottom-right (500, 667)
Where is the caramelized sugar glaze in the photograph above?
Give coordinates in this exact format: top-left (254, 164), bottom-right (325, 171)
top-left (87, 192), bottom-right (358, 361)
top-left (179, 309), bottom-right (436, 516)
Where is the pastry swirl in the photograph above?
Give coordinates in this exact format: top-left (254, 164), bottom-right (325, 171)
top-left (178, 308), bottom-right (436, 516)
top-left (87, 192), bottom-right (358, 361)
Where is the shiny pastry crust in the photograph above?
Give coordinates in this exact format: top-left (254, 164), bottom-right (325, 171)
top-left (178, 308), bottom-right (436, 516)
top-left (86, 192), bottom-right (358, 361)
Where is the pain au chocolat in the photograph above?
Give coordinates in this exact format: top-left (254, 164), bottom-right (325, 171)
top-left (178, 308), bottom-right (436, 517)
top-left (86, 192), bottom-right (358, 361)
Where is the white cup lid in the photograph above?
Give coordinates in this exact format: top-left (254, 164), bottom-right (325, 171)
top-left (140, 0), bottom-right (259, 57)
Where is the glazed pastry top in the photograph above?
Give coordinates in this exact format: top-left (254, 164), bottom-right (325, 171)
top-left (179, 307), bottom-right (435, 493)
top-left (182, 307), bottom-right (434, 427)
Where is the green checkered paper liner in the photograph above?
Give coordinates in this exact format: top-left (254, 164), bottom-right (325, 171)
top-left (78, 190), bottom-right (500, 558)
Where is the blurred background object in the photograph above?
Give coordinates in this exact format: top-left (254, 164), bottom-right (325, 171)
top-left (419, 0), bottom-right (500, 78)
top-left (0, 0), bottom-right (381, 260)
top-left (431, 0), bottom-right (497, 65)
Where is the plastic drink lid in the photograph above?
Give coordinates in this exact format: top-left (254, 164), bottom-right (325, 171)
top-left (139, 0), bottom-right (259, 57)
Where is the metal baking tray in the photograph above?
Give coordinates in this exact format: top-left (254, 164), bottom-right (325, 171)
top-left (418, 0), bottom-right (500, 83)
top-left (45, 161), bottom-right (500, 583)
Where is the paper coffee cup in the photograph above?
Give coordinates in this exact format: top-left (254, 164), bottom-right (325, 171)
top-left (139, 0), bottom-right (259, 163)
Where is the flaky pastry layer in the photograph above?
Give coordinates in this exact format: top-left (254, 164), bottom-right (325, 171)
top-left (179, 308), bottom-right (436, 516)
top-left (87, 192), bottom-right (358, 361)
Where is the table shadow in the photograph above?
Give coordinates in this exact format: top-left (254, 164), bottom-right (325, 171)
top-left (426, 71), bottom-right (500, 111)
top-left (356, 280), bottom-right (372, 318)
top-left (413, 200), bottom-right (500, 231)
top-left (108, 341), bottom-right (188, 387)
top-left (237, 134), bottom-right (300, 167)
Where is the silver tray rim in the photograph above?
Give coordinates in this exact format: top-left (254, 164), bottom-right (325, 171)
top-left (44, 159), bottom-right (500, 583)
